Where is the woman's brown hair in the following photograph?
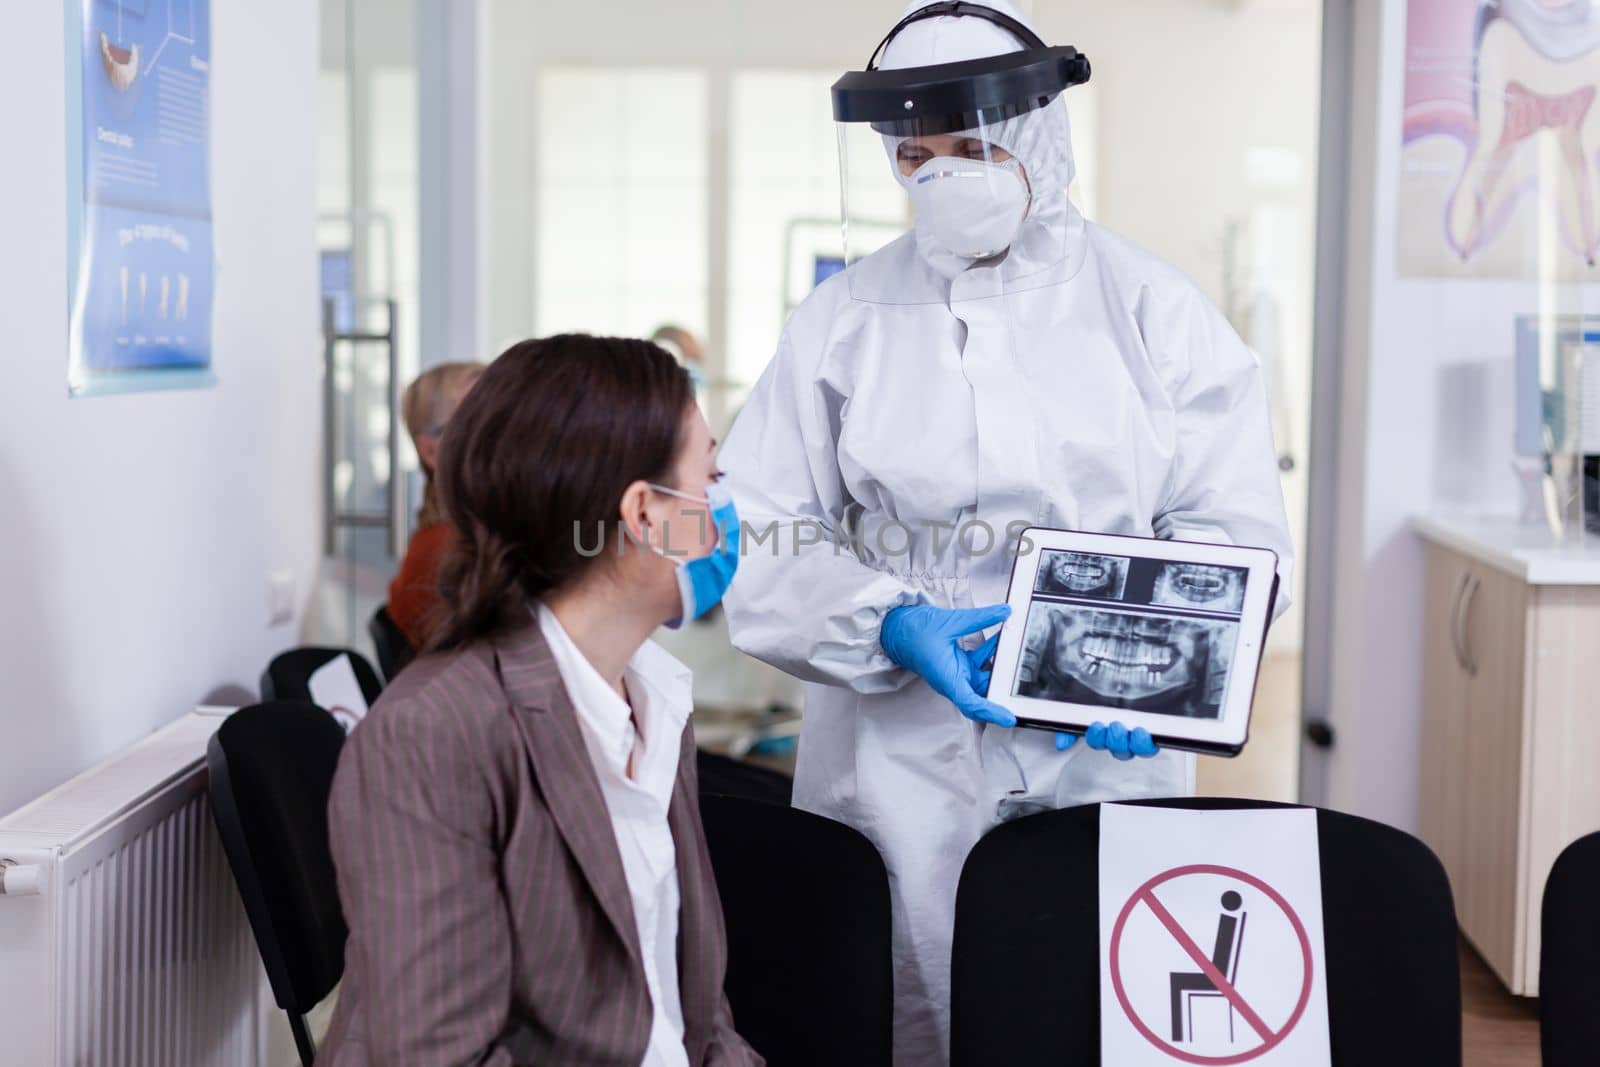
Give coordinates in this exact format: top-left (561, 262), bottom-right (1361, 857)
top-left (427, 334), bottom-right (694, 652)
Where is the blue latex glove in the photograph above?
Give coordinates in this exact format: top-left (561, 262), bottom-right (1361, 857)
top-left (881, 604), bottom-right (1016, 726)
top-left (1056, 721), bottom-right (1161, 760)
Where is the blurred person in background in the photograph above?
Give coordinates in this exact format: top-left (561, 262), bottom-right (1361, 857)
top-left (387, 361), bottom-right (484, 651)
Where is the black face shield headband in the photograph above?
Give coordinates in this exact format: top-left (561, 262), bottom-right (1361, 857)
top-left (831, 1), bottom-right (1091, 137)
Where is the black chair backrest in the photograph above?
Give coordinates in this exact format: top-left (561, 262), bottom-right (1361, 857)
top-left (696, 749), bottom-right (793, 805)
top-left (700, 795), bottom-right (893, 1067)
top-left (260, 646), bottom-right (384, 708)
top-left (1541, 831), bottom-right (1600, 1067)
top-left (950, 798), bottom-right (1460, 1067)
top-left (368, 605), bottom-right (414, 683)
top-left (207, 702), bottom-right (349, 1014)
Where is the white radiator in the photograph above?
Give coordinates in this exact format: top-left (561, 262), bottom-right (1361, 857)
top-left (0, 709), bottom-right (265, 1066)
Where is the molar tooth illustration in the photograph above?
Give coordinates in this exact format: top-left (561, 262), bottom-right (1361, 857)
top-left (1448, 0), bottom-right (1600, 263)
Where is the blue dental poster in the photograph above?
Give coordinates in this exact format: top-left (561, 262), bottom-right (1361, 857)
top-left (66, 0), bottom-right (215, 396)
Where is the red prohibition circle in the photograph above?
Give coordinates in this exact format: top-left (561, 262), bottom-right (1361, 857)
top-left (1108, 863), bottom-right (1314, 1065)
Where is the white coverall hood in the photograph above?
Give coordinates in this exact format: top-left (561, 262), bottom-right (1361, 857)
top-left (878, 0), bottom-right (1081, 277)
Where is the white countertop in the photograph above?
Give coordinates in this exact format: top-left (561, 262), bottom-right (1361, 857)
top-left (1413, 514), bottom-right (1600, 585)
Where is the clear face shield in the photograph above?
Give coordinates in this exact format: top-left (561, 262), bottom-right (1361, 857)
top-left (830, 4), bottom-right (1090, 272)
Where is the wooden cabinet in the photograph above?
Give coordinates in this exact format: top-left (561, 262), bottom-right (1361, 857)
top-left (1418, 540), bottom-right (1600, 995)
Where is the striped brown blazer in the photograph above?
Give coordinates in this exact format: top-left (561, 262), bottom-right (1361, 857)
top-left (317, 620), bottom-right (764, 1067)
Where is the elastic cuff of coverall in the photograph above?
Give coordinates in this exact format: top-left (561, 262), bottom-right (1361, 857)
top-left (843, 586), bottom-right (935, 696)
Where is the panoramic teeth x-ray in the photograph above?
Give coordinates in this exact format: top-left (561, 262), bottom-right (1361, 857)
top-left (1034, 551), bottom-right (1131, 599)
top-left (1016, 605), bottom-right (1235, 719)
top-left (1150, 562), bottom-right (1247, 613)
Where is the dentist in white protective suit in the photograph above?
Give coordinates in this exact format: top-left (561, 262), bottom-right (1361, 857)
top-left (719, 2), bottom-right (1294, 1062)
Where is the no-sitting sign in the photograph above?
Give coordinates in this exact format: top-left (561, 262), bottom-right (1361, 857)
top-left (1098, 806), bottom-right (1332, 1067)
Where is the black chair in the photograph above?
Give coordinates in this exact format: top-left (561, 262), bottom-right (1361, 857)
top-left (1541, 831), bottom-right (1600, 1067)
top-left (696, 749), bottom-right (793, 805)
top-left (260, 646), bottom-right (383, 708)
top-left (700, 795), bottom-right (893, 1066)
top-left (207, 703), bottom-right (348, 1067)
top-left (950, 798), bottom-right (1461, 1067)
top-left (368, 605), bottom-right (414, 683)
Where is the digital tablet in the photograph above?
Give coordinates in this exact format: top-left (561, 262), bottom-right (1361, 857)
top-left (989, 528), bottom-right (1280, 757)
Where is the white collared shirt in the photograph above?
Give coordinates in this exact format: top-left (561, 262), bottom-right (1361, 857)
top-left (536, 604), bottom-right (693, 1067)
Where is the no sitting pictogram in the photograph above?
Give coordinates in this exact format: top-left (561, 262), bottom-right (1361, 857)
top-left (1108, 864), bottom-right (1314, 1065)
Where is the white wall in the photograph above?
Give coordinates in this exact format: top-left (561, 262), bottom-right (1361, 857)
top-left (0, 2), bottom-right (322, 815)
top-left (1323, 0), bottom-right (1600, 830)
top-left (1034, 1), bottom-right (1322, 306)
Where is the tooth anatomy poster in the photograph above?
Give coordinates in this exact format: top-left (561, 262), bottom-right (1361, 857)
top-left (1400, 0), bottom-right (1600, 280)
top-left (66, 0), bottom-right (215, 396)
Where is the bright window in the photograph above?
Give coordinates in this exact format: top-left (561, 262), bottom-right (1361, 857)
top-left (535, 68), bottom-right (709, 341)
top-left (725, 71), bottom-right (910, 397)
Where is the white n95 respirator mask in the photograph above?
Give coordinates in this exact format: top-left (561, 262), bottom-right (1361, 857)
top-left (906, 156), bottom-right (1031, 260)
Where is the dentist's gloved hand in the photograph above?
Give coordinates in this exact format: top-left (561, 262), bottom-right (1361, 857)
top-left (1056, 721), bottom-right (1160, 760)
top-left (881, 604), bottom-right (1016, 727)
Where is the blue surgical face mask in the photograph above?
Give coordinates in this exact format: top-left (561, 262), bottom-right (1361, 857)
top-left (646, 480), bottom-right (740, 628)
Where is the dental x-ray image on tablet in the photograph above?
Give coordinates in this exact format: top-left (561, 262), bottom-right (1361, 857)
top-left (989, 529), bottom-right (1280, 756)
top-left (1034, 550), bottom-right (1131, 599)
top-left (1150, 562), bottom-right (1247, 613)
top-left (1014, 604), bottom-right (1235, 719)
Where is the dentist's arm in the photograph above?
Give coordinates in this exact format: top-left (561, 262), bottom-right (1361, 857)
top-left (720, 327), bottom-right (931, 694)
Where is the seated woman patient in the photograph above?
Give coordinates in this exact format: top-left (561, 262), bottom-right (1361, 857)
top-left (387, 360), bottom-right (484, 651)
top-left (319, 335), bottom-right (758, 1066)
